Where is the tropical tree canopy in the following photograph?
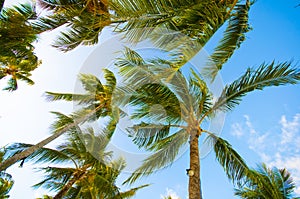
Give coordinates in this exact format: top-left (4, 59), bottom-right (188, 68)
top-left (5, 114), bottom-right (148, 199)
top-left (112, 48), bottom-right (300, 199)
top-left (0, 3), bottom-right (41, 90)
top-left (235, 163), bottom-right (300, 199)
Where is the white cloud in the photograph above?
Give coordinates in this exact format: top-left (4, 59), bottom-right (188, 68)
top-left (230, 123), bottom-right (244, 138)
top-left (240, 114), bottom-right (300, 195)
top-left (280, 114), bottom-right (300, 145)
top-left (160, 188), bottom-right (181, 199)
top-left (244, 115), bottom-right (257, 134)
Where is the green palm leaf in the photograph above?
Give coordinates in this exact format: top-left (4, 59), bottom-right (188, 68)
top-left (210, 62), bottom-right (300, 113)
top-left (33, 166), bottom-right (76, 192)
top-left (124, 129), bottom-right (189, 184)
top-left (235, 163), bottom-right (300, 199)
top-left (204, 0), bottom-right (252, 80)
top-left (206, 134), bottom-right (249, 184)
top-left (128, 123), bottom-right (171, 149)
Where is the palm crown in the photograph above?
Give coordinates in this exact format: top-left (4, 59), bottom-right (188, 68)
top-left (114, 48), bottom-right (300, 198)
top-left (235, 163), bottom-right (300, 199)
top-left (5, 114), bottom-right (148, 199)
top-left (0, 3), bottom-right (41, 90)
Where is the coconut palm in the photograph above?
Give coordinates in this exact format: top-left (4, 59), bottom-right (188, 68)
top-left (114, 48), bottom-right (300, 199)
top-left (235, 163), bottom-right (300, 199)
top-left (0, 3), bottom-right (41, 90)
top-left (36, 0), bottom-right (252, 77)
top-left (33, 0), bottom-right (111, 51)
top-left (6, 114), bottom-right (147, 199)
top-left (0, 69), bottom-right (118, 171)
top-left (0, 149), bottom-right (14, 199)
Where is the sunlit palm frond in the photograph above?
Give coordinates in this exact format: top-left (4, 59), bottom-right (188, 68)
top-left (235, 163), bottom-right (300, 199)
top-left (116, 47), bottom-right (153, 86)
top-left (79, 73), bottom-right (105, 93)
top-left (204, 0), bottom-right (252, 80)
top-left (206, 134), bottom-right (249, 184)
top-left (111, 184), bottom-right (150, 199)
top-left (15, 73), bottom-right (34, 85)
top-left (111, 0), bottom-right (228, 49)
top-left (124, 129), bottom-right (188, 184)
top-left (33, 166), bottom-right (75, 192)
top-left (103, 69), bottom-right (117, 93)
top-left (50, 112), bottom-right (79, 134)
top-left (45, 91), bottom-right (95, 105)
top-left (0, 171), bottom-right (14, 199)
top-left (210, 62), bottom-right (300, 113)
top-left (3, 78), bottom-right (17, 91)
top-left (52, 11), bottom-right (110, 51)
top-left (36, 0), bottom-right (81, 10)
top-left (4, 143), bottom-right (73, 167)
top-left (130, 83), bottom-right (181, 122)
top-left (128, 123), bottom-right (171, 149)
top-left (189, 69), bottom-right (213, 117)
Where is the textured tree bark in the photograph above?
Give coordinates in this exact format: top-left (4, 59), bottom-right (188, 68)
top-left (188, 130), bottom-right (202, 199)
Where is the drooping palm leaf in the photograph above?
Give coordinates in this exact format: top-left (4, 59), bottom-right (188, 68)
top-left (4, 143), bottom-right (74, 167)
top-left (204, 0), bottom-right (252, 80)
top-left (124, 129), bottom-right (189, 184)
top-left (128, 123), bottom-right (171, 149)
top-left (205, 134), bottom-right (249, 184)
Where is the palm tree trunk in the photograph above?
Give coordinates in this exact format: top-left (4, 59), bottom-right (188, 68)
top-left (0, 130), bottom-right (65, 171)
top-left (0, 108), bottom-right (99, 171)
top-left (53, 170), bottom-right (86, 199)
top-left (188, 130), bottom-right (202, 199)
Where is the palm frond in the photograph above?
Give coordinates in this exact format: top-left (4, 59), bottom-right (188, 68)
top-left (124, 129), bottom-right (188, 184)
top-left (128, 123), bottom-right (171, 149)
top-left (112, 184), bottom-right (150, 199)
top-left (3, 78), bottom-right (17, 91)
top-left (235, 163), bottom-right (300, 199)
top-left (50, 111), bottom-right (79, 134)
top-left (189, 69), bottom-right (213, 117)
top-left (210, 62), bottom-right (300, 113)
top-left (79, 73), bottom-right (105, 93)
top-left (204, 0), bottom-right (252, 80)
top-left (32, 166), bottom-right (75, 191)
top-left (45, 91), bottom-right (95, 105)
top-left (111, 0), bottom-right (229, 49)
top-left (52, 12), bottom-right (110, 51)
top-left (206, 134), bottom-right (249, 184)
top-left (103, 69), bottom-right (116, 93)
top-left (130, 83), bottom-right (182, 123)
top-left (4, 143), bottom-right (73, 166)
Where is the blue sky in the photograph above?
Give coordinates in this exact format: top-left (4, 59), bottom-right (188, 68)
top-left (1, 0), bottom-right (300, 198)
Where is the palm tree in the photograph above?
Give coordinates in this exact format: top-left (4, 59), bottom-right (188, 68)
top-left (36, 0), bottom-right (252, 74)
top-left (0, 3), bottom-right (41, 90)
top-left (0, 69), bottom-right (118, 171)
top-left (114, 48), bottom-right (300, 199)
top-left (0, 149), bottom-right (14, 199)
top-left (6, 114), bottom-right (147, 199)
top-left (235, 163), bottom-right (300, 199)
top-left (33, 0), bottom-right (111, 51)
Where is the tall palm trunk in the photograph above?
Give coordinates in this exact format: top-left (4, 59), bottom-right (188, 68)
top-left (188, 130), bottom-right (202, 199)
